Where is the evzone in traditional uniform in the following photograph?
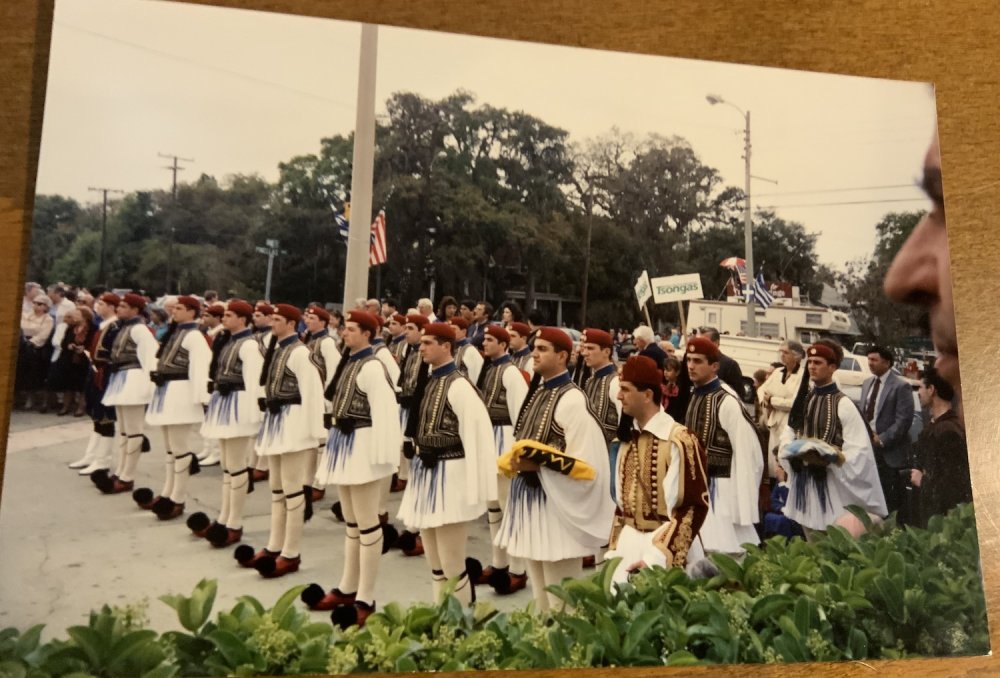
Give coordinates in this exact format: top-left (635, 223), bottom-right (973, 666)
top-left (94, 294), bottom-right (158, 495)
top-left (475, 325), bottom-right (530, 594)
top-left (250, 302), bottom-right (275, 483)
top-left (135, 295), bottom-right (212, 520)
top-left (369, 315), bottom-right (404, 541)
top-left (390, 313), bottom-right (431, 556)
top-left (605, 356), bottom-right (710, 584)
top-left (683, 337), bottom-right (764, 556)
top-left (448, 317), bottom-right (484, 385)
top-left (495, 327), bottom-right (616, 613)
top-left (197, 303), bottom-right (227, 468)
top-left (779, 341), bottom-right (887, 537)
top-left (302, 304), bottom-right (342, 504)
top-left (387, 313), bottom-right (408, 363)
top-left (69, 292), bottom-right (121, 475)
top-left (397, 323), bottom-right (496, 607)
top-left (507, 322), bottom-right (534, 379)
top-left (301, 311), bottom-right (402, 628)
top-left (235, 304), bottom-right (326, 578)
top-left (186, 300), bottom-right (264, 546)
top-left (580, 328), bottom-right (622, 565)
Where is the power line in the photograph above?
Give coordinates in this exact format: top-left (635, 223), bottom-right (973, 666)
top-left (54, 20), bottom-right (355, 109)
top-left (760, 197), bottom-right (929, 209)
top-left (755, 183), bottom-right (918, 197)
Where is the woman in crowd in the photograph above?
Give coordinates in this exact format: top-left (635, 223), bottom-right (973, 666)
top-left (48, 307), bottom-right (96, 416)
top-left (499, 300), bottom-right (524, 328)
top-left (757, 340), bottom-right (806, 477)
top-left (16, 293), bottom-right (55, 410)
top-left (436, 295), bottom-right (459, 322)
top-left (149, 307), bottom-right (170, 341)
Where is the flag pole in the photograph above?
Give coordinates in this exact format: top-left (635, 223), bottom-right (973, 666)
top-left (343, 24), bottom-right (378, 310)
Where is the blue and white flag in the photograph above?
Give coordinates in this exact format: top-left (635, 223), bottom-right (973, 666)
top-left (752, 271), bottom-right (774, 309)
top-left (334, 201), bottom-right (350, 241)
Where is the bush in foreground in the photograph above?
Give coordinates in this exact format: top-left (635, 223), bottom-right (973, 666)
top-left (0, 504), bottom-right (987, 676)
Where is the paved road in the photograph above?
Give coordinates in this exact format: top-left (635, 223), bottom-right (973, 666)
top-left (0, 412), bottom-right (534, 639)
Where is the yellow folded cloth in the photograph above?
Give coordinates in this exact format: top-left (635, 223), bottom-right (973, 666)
top-left (497, 439), bottom-right (597, 480)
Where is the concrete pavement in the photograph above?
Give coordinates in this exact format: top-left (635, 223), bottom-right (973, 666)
top-left (0, 412), bottom-right (534, 639)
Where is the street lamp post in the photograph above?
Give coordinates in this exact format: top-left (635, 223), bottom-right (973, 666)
top-left (707, 94), bottom-right (756, 337)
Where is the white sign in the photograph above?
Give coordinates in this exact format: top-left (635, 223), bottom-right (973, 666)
top-left (634, 270), bottom-right (652, 308)
top-left (651, 273), bottom-right (704, 304)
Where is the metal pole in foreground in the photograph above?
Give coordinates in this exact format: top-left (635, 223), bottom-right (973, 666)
top-left (343, 24), bottom-right (378, 310)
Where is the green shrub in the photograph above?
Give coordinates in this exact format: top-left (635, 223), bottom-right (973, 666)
top-left (0, 503), bottom-right (988, 676)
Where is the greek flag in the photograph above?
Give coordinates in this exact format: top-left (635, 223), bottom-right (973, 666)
top-left (752, 271), bottom-right (774, 309)
top-left (334, 201), bottom-right (351, 241)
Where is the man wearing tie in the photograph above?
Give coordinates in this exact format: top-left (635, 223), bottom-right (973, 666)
top-left (860, 347), bottom-right (914, 517)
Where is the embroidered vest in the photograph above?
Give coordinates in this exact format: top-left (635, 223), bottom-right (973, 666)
top-left (264, 339), bottom-right (301, 400)
top-left (330, 353), bottom-right (381, 425)
top-left (215, 333), bottom-right (253, 389)
top-left (799, 390), bottom-right (846, 449)
top-left (415, 369), bottom-right (464, 450)
top-left (511, 349), bottom-right (532, 373)
top-left (109, 321), bottom-right (143, 371)
top-left (399, 344), bottom-right (423, 397)
top-left (584, 368), bottom-right (619, 444)
top-left (482, 360), bottom-right (517, 426)
top-left (685, 387), bottom-right (736, 479)
top-left (157, 325), bottom-right (198, 377)
top-left (514, 380), bottom-right (576, 452)
top-left (455, 343), bottom-right (473, 377)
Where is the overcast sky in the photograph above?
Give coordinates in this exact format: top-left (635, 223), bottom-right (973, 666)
top-left (35, 0), bottom-right (938, 272)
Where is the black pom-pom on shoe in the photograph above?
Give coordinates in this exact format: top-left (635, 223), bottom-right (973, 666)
top-left (254, 555), bottom-right (277, 576)
top-left (331, 604), bottom-right (358, 630)
top-left (132, 487), bottom-right (154, 506)
top-left (206, 522), bottom-right (229, 546)
top-left (396, 530), bottom-right (416, 552)
top-left (90, 468), bottom-right (110, 486)
top-left (489, 566), bottom-right (512, 593)
top-left (234, 544), bottom-right (255, 565)
top-left (186, 512), bottom-right (211, 534)
top-left (300, 583), bottom-right (326, 608)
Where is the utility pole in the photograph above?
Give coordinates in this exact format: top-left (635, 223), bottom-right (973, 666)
top-left (88, 186), bottom-right (124, 287)
top-left (255, 239), bottom-right (287, 300)
top-left (158, 152), bottom-right (193, 200)
top-left (159, 153), bottom-right (193, 294)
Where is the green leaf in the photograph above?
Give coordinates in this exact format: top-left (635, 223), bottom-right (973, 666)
top-left (873, 575), bottom-right (905, 623)
top-left (793, 596), bottom-right (816, 636)
top-left (234, 596), bottom-right (266, 617)
top-left (622, 610), bottom-right (660, 657)
top-left (65, 626), bottom-right (105, 667)
top-left (187, 579), bottom-right (218, 631)
top-left (270, 584), bottom-right (307, 622)
top-left (844, 504), bottom-right (875, 532)
top-left (847, 627), bottom-right (869, 660)
top-left (206, 629), bottom-right (253, 669)
top-left (709, 553), bottom-right (744, 583)
top-left (750, 593), bottom-right (793, 625)
top-left (0, 660), bottom-right (27, 678)
top-left (13, 625), bottom-right (43, 659)
top-left (600, 557), bottom-right (621, 602)
top-left (106, 630), bottom-right (157, 672)
top-left (395, 655), bottom-right (419, 672)
top-left (664, 649), bottom-right (702, 666)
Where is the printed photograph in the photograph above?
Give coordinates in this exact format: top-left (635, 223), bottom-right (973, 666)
top-left (1, 0), bottom-right (984, 674)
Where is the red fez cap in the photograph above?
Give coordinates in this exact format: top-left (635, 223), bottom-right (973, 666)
top-left (255, 302), bottom-right (274, 315)
top-left (122, 293), bottom-right (146, 310)
top-left (484, 324), bottom-right (510, 344)
top-left (807, 343), bottom-right (837, 364)
top-left (391, 313), bottom-right (407, 325)
top-left (582, 328), bottom-right (613, 349)
top-left (423, 322), bottom-right (456, 342)
top-left (346, 310), bottom-right (380, 336)
top-left (536, 327), bottom-right (573, 354)
top-left (227, 299), bottom-right (254, 319)
top-left (176, 295), bottom-right (202, 314)
top-left (305, 304), bottom-right (331, 323)
top-left (685, 336), bottom-right (720, 362)
top-left (99, 292), bottom-right (121, 307)
top-left (449, 316), bottom-right (470, 330)
top-left (406, 313), bottom-right (428, 329)
top-left (622, 355), bottom-right (663, 389)
top-left (273, 303), bottom-right (302, 323)
top-left (205, 303), bottom-right (225, 318)
top-left (508, 322), bottom-right (530, 337)
top-left (373, 313), bottom-right (385, 329)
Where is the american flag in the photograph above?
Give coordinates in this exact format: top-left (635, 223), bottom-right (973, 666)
top-left (369, 209), bottom-right (387, 266)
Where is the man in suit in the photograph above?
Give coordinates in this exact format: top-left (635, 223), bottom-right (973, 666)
top-left (632, 325), bottom-right (667, 368)
top-left (699, 327), bottom-right (745, 398)
top-left (860, 346), bottom-right (914, 516)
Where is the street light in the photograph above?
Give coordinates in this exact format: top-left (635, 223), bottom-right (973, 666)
top-left (707, 93), bottom-right (756, 337)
